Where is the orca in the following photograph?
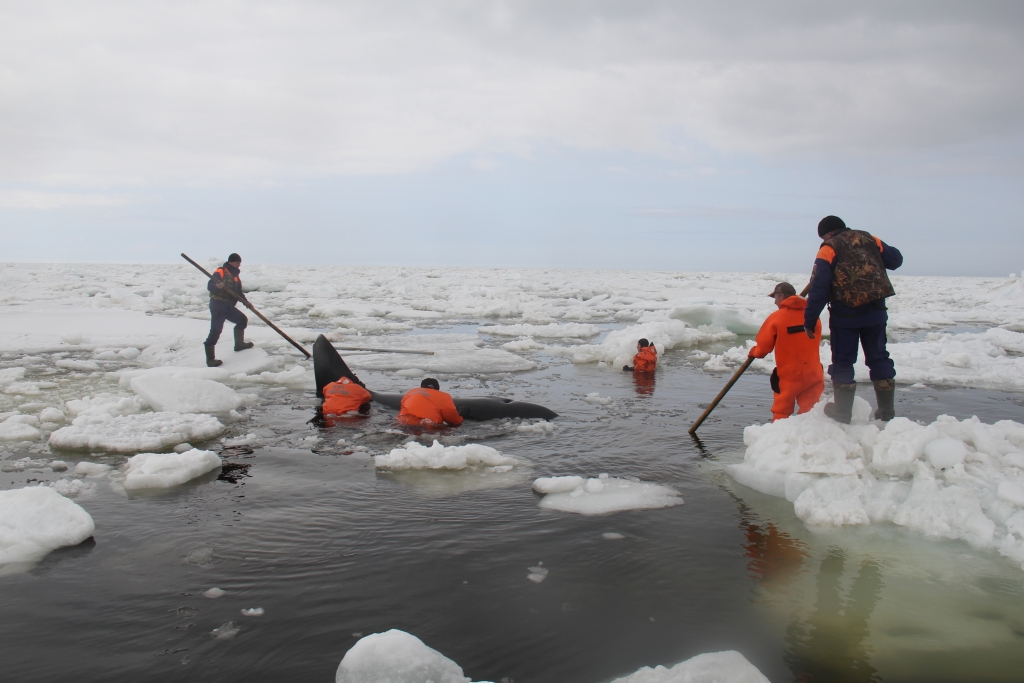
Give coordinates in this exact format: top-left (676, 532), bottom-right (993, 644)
top-left (312, 334), bottom-right (558, 421)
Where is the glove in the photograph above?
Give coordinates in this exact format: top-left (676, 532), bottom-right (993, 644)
top-left (805, 326), bottom-right (815, 339)
top-left (623, 365), bottom-right (633, 371)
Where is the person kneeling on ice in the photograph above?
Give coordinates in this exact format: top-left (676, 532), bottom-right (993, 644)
top-left (398, 378), bottom-right (464, 426)
top-left (623, 338), bottom-right (657, 372)
top-left (804, 215), bottom-right (903, 423)
top-left (322, 376), bottom-right (372, 416)
top-left (749, 282), bottom-right (824, 422)
top-left (204, 252), bottom-right (255, 367)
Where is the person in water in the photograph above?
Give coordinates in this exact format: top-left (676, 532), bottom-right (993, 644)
top-left (749, 282), bottom-right (824, 422)
top-left (623, 338), bottom-right (657, 372)
top-left (204, 252), bottom-right (254, 367)
top-left (398, 378), bottom-right (464, 426)
top-left (322, 376), bottom-right (372, 416)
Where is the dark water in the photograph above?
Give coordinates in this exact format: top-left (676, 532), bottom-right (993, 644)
top-left (3, 351), bottom-right (1024, 682)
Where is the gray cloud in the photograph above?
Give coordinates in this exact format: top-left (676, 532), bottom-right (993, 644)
top-left (1, 1), bottom-right (1021, 186)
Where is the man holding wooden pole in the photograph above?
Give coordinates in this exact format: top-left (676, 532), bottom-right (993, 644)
top-left (203, 252), bottom-right (254, 367)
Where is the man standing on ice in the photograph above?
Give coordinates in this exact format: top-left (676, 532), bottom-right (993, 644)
top-left (204, 253), bottom-right (255, 367)
top-left (804, 216), bottom-right (903, 423)
top-left (749, 282), bottom-right (824, 421)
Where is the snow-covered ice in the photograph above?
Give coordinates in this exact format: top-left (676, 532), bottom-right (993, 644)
top-left (728, 400), bottom-right (1024, 570)
top-left (122, 449), bottom-right (222, 490)
top-left (0, 487), bottom-right (95, 566)
top-left (375, 440), bottom-right (516, 471)
top-left (130, 374), bottom-right (243, 413)
top-left (74, 461), bottom-right (111, 477)
top-left (49, 412), bottom-right (225, 453)
top-left (532, 474), bottom-right (684, 515)
top-left (336, 630), bottom-right (475, 683)
top-left (241, 607), bottom-right (264, 617)
top-left (204, 587), bottom-right (226, 598)
top-left (210, 622), bottom-right (240, 640)
top-left (527, 563), bottom-right (548, 583)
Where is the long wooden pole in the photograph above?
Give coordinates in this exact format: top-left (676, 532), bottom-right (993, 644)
top-left (181, 253), bottom-right (312, 359)
top-left (336, 347), bottom-right (434, 356)
top-left (688, 357), bottom-right (755, 434)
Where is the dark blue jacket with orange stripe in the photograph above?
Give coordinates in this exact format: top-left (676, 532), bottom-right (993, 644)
top-left (805, 233), bottom-right (903, 329)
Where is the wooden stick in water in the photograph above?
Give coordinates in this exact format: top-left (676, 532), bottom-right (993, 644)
top-left (688, 357), bottom-right (755, 434)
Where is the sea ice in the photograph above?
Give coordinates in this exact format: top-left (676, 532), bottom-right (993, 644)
top-left (47, 478), bottom-right (94, 498)
top-left (241, 607), bottom-right (264, 617)
top-left (210, 622), bottom-right (240, 640)
top-left (130, 374), bottom-right (243, 413)
top-left (527, 564), bottom-right (548, 583)
top-left (0, 418), bottom-right (42, 442)
top-left (49, 412), bottom-right (225, 453)
top-left (123, 450), bottom-right (222, 490)
top-left (728, 402), bottom-right (1024, 570)
top-left (187, 546), bottom-right (214, 565)
top-left (0, 487), bottom-right (95, 565)
top-left (603, 532), bottom-right (625, 540)
top-left (609, 650), bottom-right (770, 683)
top-left (480, 322), bottom-right (601, 338)
top-left (203, 587), bottom-right (226, 598)
top-left (517, 421), bottom-right (555, 434)
top-left (74, 461), bottom-right (111, 477)
top-left (336, 629), bottom-right (472, 683)
top-left (532, 474), bottom-right (684, 515)
top-left (583, 392), bottom-right (613, 405)
top-left (551, 320), bottom-right (735, 370)
top-left (39, 407), bottom-right (65, 423)
top-left (375, 440), bottom-right (516, 471)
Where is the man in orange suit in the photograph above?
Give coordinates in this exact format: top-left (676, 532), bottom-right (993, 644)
top-left (398, 378), bottom-right (464, 426)
top-left (749, 282), bottom-right (824, 421)
top-left (623, 338), bottom-right (657, 372)
top-left (322, 376), bottom-right (372, 416)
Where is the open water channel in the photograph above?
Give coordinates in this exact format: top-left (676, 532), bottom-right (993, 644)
top-left (3, 346), bottom-right (1024, 682)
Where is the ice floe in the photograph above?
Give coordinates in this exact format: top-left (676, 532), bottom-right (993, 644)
top-left (609, 650), bottom-right (770, 683)
top-left (0, 487), bottom-right (95, 566)
top-left (49, 412), bottom-right (225, 453)
top-left (204, 587), bottom-right (226, 598)
top-left (532, 474), bottom-right (684, 515)
top-left (375, 440), bottom-right (516, 471)
top-left (122, 449), bottom-right (222, 490)
top-left (728, 400), bottom-right (1024, 570)
top-left (130, 374), bottom-right (243, 413)
top-left (480, 322), bottom-right (601, 338)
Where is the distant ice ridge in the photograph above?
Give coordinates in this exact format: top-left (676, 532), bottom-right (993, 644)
top-left (49, 412), bottom-right (225, 452)
top-left (375, 440), bottom-right (516, 471)
top-left (728, 400), bottom-right (1024, 570)
top-left (533, 474), bottom-right (683, 515)
top-left (123, 449), bottom-right (222, 490)
top-left (335, 629), bottom-right (768, 683)
top-left (0, 487), bottom-right (95, 566)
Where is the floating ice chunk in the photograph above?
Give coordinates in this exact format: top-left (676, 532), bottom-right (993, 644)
top-left (49, 460), bottom-right (68, 471)
top-left (47, 478), bottom-right (94, 498)
top-left (123, 450), bottom-right (222, 490)
top-left (187, 546), bottom-right (214, 565)
top-left (501, 338), bottom-right (546, 352)
top-left (4, 382), bottom-right (42, 396)
top-left (39, 407), bottom-right (65, 423)
top-left (375, 440), bottom-right (516, 471)
top-left (56, 359), bottom-right (100, 371)
top-left (517, 420), bottom-right (555, 434)
top-left (603, 532), bottom-right (625, 540)
top-left (241, 607), bottom-right (264, 617)
top-left (131, 375), bottom-right (242, 414)
top-left (74, 461), bottom-right (111, 477)
top-left (1, 457), bottom-right (48, 472)
top-left (204, 587), bottom-right (226, 598)
top-left (173, 443), bottom-right (193, 453)
top-left (117, 347), bottom-right (141, 360)
top-left (527, 564), bottom-right (548, 583)
top-left (610, 650), bottom-right (770, 683)
top-left (66, 393), bottom-right (145, 420)
top-left (533, 474), bottom-right (683, 515)
top-left (730, 407), bottom-right (1024, 569)
top-left (0, 367), bottom-right (26, 387)
top-left (583, 393), bottom-right (612, 405)
top-left (667, 304), bottom-right (762, 335)
top-left (49, 412), bottom-right (225, 453)
top-left (481, 322), bottom-right (601, 338)
top-left (336, 629), bottom-right (471, 683)
top-left (61, 331), bottom-right (84, 345)
top-left (0, 419), bottom-right (42, 442)
top-left (210, 622), bottom-right (240, 640)
top-left (0, 487), bottom-right (95, 565)
top-left (394, 368), bottom-right (426, 378)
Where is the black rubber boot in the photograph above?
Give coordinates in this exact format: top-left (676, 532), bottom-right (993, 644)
top-left (824, 382), bottom-right (857, 424)
top-left (204, 344), bottom-right (222, 368)
top-left (234, 327), bottom-right (254, 352)
top-left (873, 378), bottom-right (896, 421)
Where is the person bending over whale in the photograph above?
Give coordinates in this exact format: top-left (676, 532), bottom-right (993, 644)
top-left (623, 338), bottom-right (657, 372)
top-left (322, 376), bottom-right (372, 416)
top-left (398, 378), bottom-right (464, 426)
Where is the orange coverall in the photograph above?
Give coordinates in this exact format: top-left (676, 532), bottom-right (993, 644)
top-left (749, 295), bottom-right (824, 421)
top-left (632, 345), bottom-right (658, 372)
top-left (398, 387), bottom-right (464, 426)
top-left (322, 378), bottom-right (372, 415)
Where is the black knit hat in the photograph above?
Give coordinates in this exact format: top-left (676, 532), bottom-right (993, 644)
top-left (228, 253), bottom-right (242, 263)
top-left (421, 378), bottom-right (440, 390)
top-left (817, 216), bottom-right (846, 238)
top-left (637, 338), bottom-right (650, 347)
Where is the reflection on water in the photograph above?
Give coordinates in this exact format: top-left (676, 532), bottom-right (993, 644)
top-left (632, 372), bottom-right (656, 396)
top-left (742, 517), bottom-right (808, 590)
top-left (784, 548), bottom-right (883, 683)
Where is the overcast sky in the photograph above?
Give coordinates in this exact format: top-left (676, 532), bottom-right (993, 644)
top-left (1, 1), bottom-right (1022, 275)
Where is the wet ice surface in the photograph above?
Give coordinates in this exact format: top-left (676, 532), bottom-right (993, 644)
top-left (2, 264), bottom-right (1024, 682)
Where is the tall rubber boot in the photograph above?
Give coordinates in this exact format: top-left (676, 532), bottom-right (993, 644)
top-left (205, 344), bottom-right (222, 368)
top-left (823, 382), bottom-right (856, 424)
top-left (873, 378), bottom-right (896, 422)
top-left (234, 327), bottom-right (254, 352)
